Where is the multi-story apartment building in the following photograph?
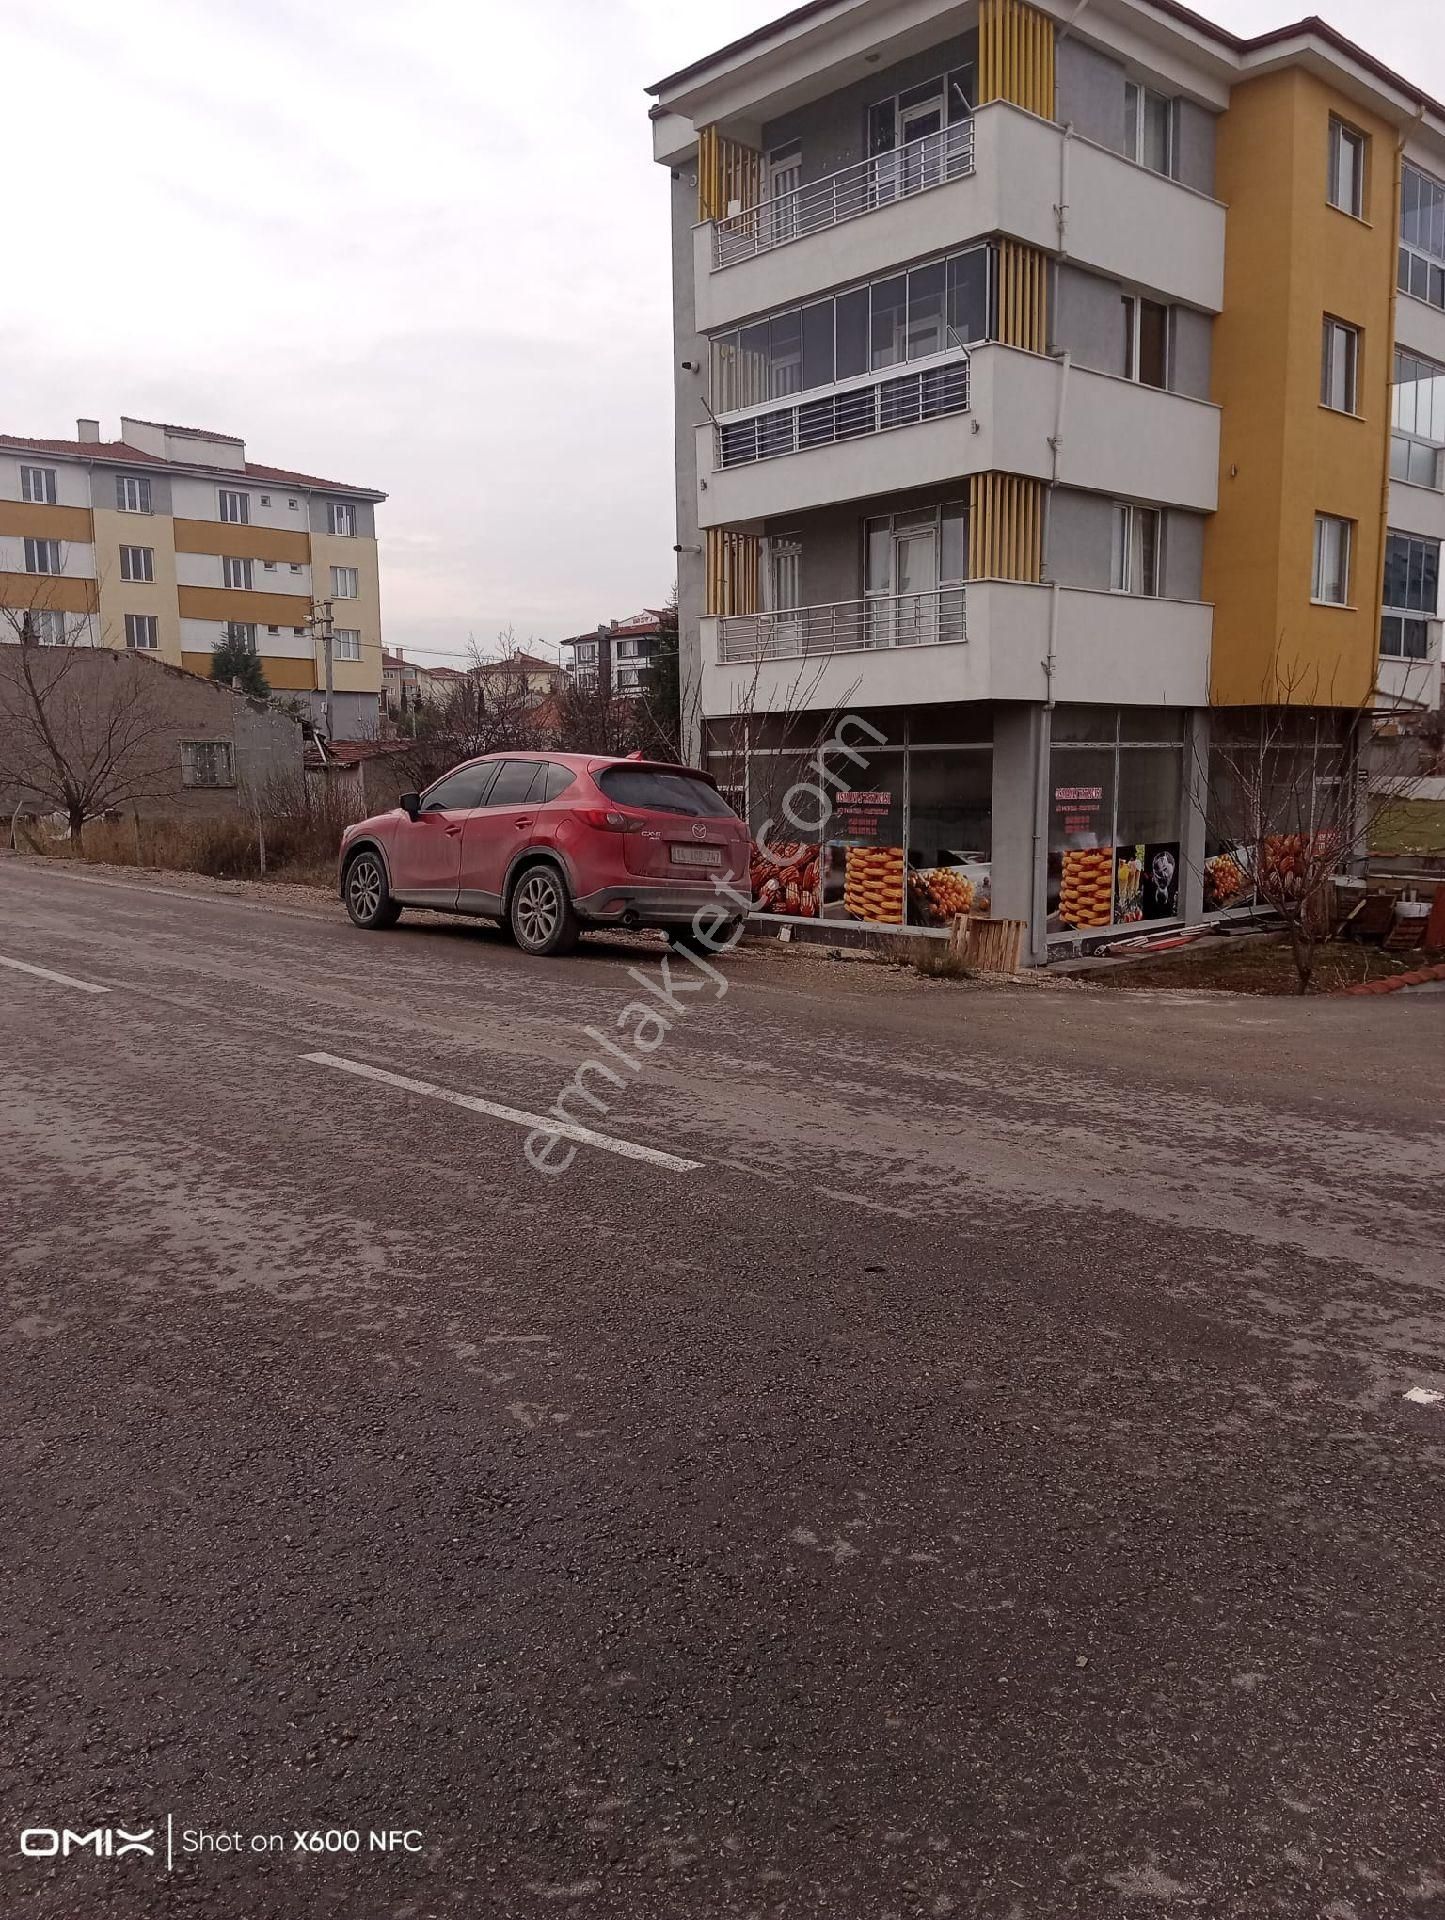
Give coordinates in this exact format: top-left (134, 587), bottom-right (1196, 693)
top-left (0, 416), bottom-right (385, 737)
top-left (561, 611), bottom-right (676, 699)
top-left (650, 0), bottom-right (1445, 954)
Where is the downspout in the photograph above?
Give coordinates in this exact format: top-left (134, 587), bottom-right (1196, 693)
top-left (1374, 107), bottom-right (1426, 715)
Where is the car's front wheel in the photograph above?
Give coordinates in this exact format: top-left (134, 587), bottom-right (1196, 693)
top-left (344, 848), bottom-right (401, 930)
top-left (509, 864), bottom-right (579, 957)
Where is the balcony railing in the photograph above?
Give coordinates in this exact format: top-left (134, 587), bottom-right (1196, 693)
top-left (712, 120), bottom-right (976, 269)
top-left (716, 355), bottom-right (970, 470)
top-left (717, 588), bottom-right (966, 664)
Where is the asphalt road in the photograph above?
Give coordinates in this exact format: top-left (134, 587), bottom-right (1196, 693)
top-left (1, 854), bottom-right (1442, 1920)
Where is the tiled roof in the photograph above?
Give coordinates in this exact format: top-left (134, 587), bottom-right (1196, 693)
top-left (307, 738), bottom-right (413, 768)
top-left (0, 432), bottom-right (385, 500)
top-left (474, 650), bottom-right (559, 673)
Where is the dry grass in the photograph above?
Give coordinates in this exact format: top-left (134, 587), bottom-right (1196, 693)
top-left (16, 809), bottom-right (346, 885)
top-left (1089, 934), bottom-right (1431, 995)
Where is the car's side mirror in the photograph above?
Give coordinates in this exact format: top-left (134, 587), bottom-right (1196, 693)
top-left (399, 791), bottom-right (421, 821)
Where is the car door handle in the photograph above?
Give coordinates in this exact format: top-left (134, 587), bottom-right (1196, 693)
top-left (514, 817), bottom-right (534, 830)
top-left (445, 824), bottom-right (463, 837)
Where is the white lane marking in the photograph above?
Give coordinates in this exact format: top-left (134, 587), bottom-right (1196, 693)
top-left (301, 1051), bottom-right (703, 1173)
top-left (1403, 1387), bottom-right (1443, 1406)
top-left (0, 953), bottom-right (109, 994)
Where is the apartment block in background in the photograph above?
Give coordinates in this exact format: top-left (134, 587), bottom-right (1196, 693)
top-left (650, 0), bottom-right (1445, 956)
top-left (560, 610), bottom-right (676, 698)
top-left (0, 416), bottom-right (386, 737)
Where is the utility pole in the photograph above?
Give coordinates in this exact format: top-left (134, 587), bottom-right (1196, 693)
top-left (310, 597), bottom-right (335, 739)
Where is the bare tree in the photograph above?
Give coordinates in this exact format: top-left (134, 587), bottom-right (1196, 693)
top-left (0, 592), bottom-right (176, 838)
top-left (1197, 658), bottom-right (1429, 993)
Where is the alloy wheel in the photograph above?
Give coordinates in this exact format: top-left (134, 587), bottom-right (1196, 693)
top-left (514, 872), bottom-right (560, 948)
top-left (348, 856), bottom-right (382, 922)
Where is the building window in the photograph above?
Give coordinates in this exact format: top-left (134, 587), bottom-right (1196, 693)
top-left (1327, 118), bottom-right (1367, 219)
top-left (710, 241), bottom-right (993, 413)
top-left (289, 563), bottom-right (302, 574)
top-left (1381, 530), bottom-right (1439, 660)
top-left (327, 501), bottom-right (357, 537)
top-left (120, 544), bottom-right (154, 583)
top-left (333, 628), bottom-right (361, 661)
top-left (1123, 295), bottom-right (1168, 388)
top-left (116, 474), bottom-right (152, 513)
top-left (222, 555), bottom-right (253, 590)
top-left (1400, 161), bottom-right (1445, 310)
top-left (27, 609), bottom-right (67, 645)
top-left (292, 626), bottom-right (304, 636)
top-left (1320, 317), bottom-right (1360, 414)
top-left (1110, 504), bottom-right (1162, 596)
top-left (288, 497), bottom-right (298, 510)
top-left (1391, 347), bottom-right (1445, 486)
top-left (20, 465), bottom-right (57, 504)
top-left (1125, 81), bottom-right (1174, 177)
top-left (222, 621), bottom-right (257, 650)
top-left (330, 565), bottom-right (359, 599)
top-left (768, 537), bottom-right (803, 612)
top-left (23, 537), bottom-right (62, 575)
top-left (181, 741), bottom-right (236, 788)
top-left (125, 613), bottom-right (158, 650)
top-left (218, 488), bottom-right (250, 524)
top-left (1312, 514), bottom-right (1353, 605)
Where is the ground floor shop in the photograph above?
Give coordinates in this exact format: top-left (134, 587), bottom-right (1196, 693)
top-left (704, 701), bottom-right (1362, 963)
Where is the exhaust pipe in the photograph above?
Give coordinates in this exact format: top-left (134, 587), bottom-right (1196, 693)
top-left (621, 910), bottom-right (642, 928)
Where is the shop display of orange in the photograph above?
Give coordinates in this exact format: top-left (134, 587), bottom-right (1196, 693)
top-left (1204, 852), bottom-right (1247, 908)
top-left (1058, 847), bottom-right (1115, 929)
top-left (907, 867), bottom-right (976, 925)
top-left (843, 845), bottom-right (906, 924)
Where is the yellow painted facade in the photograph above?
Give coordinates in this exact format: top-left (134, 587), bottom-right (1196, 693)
top-left (91, 506), bottom-right (182, 661)
top-left (1204, 69), bottom-right (1397, 707)
top-left (309, 528), bottom-right (384, 695)
top-left (0, 571), bottom-right (99, 617)
top-left (173, 519), bottom-right (311, 565)
top-left (0, 499), bottom-right (93, 544)
top-left (182, 649), bottom-right (317, 691)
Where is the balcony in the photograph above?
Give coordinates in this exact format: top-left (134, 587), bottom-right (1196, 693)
top-left (697, 347), bottom-right (1219, 529)
top-left (701, 583), bottom-right (1212, 717)
top-left (694, 102), bottom-right (1226, 335)
top-left (713, 122), bottom-right (975, 270)
top-left (718, 587), bottom-right (966, 665)
top-left (715, 356), bottom-right (970, 471)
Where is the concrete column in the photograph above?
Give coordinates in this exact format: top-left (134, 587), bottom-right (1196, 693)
top-left (1179, 707), bottom-right (1209, 924)
top-left (991, 701), bottom-right (1050, 964)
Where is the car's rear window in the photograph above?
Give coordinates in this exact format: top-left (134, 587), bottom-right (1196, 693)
top-left (596, 767), bottom-right (736, 818)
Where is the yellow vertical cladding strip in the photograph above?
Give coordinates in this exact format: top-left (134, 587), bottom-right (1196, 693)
top-left (969, 475), bottom-right (1043, 582)
top-left (1203, 69), bottom-right (1395, 708)
top-left (979, 0), bottom-right (1054, 115)
top-left (705, 531), bottom-right (761, 616)
top-left (698, 126), bottom-right (762, 223)
top-left (997, 241), bottom-right (1048, 353)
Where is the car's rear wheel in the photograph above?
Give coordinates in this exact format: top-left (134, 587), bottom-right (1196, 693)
top-left (510, 864), bottom-right (579, 957)
top-left (344, 848), bottom-right (401, 930)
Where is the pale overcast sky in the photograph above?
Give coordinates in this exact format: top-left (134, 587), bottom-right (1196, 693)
top-left (1, 0), bottom-right (1440, 663)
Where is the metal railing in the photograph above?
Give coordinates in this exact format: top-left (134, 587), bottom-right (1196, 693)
top-left (717, 587), bottom-right (967, 664)
top-left (716, 356), bottom-right (969, 470)
top-left (713, 120), bottom-right (976, 269)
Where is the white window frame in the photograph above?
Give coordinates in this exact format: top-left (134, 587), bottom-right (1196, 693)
top-left (23, 536), bottom-right (62, 575)
top-left (181, 740), bottom-right (236, 789)
top-left (218, 488), bottom-right (250, 525)
top-left (1122, 294), bottom-right (1169, 389)
top-left (222, 620), bottom-right (257, 651)
top-left (327, 501), bottom-right (357, 537)
top-left (1312, 513), bottom-right (1353, 606)
top-left (124, 613), bottom-right (159, 650)
top-left (20, 465), bottom-right (57, 505)
top-left (116, 474), bottom-right (152, 514)
top-left (330, 565), bottom-right (359, 599)
top-left (1110, 503), bottom-right (1163, 597)
top-left (1328, 117), bottom-right (1366, 219)
top-left (30, 609), bottom-right (67, 645)
top-left (1321, 316), bottom-right (1360, 415)
top-left (119, 544), bottom-right (154, 583)
top-left (1125, 80), bottom-right (1175, 178)
top-left (222, 556), bottom-right (254, 591)
top-left (333, 627), bottom-right (361, 662)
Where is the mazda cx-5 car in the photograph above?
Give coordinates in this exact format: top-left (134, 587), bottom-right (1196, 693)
top-left (336, 751), bottom-right (751, 956)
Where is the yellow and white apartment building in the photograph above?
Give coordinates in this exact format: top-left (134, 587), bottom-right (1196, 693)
top-left (652, 0), bottom-right (1445, 955)
top-left (0, 416), bottom-right (386, 735)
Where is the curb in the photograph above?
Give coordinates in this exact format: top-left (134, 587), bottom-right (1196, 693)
top-left (1335, 960), bottom-right (1445, 996)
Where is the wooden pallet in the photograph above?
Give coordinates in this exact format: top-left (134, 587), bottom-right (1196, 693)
top-left (949, 914), bottom-right (1026, 973)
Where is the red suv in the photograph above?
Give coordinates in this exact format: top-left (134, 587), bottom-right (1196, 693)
top-left (337, 752), bottom-right (751, 956)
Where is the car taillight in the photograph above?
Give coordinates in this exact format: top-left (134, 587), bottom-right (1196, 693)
top-left (576, 808), bottom-right (639, 832)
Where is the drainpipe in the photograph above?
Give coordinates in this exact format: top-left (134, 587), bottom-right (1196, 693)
top-left (1053, 0), bottom-right (1090, 255)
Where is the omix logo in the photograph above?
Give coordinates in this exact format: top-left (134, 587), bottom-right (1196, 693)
top-left (20, 1828), bottom-right (156, 1859)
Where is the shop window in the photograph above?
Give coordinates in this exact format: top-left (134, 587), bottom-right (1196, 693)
top-left (1048, 722), bottom-right (1183, 935)
top-left (906, 749), bottom-right (992, 925)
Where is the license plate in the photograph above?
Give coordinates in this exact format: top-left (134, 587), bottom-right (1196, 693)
top-left (670, 843), bottom-right (722, 868)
